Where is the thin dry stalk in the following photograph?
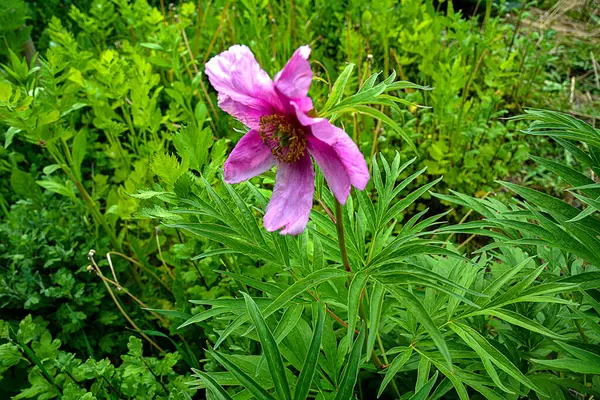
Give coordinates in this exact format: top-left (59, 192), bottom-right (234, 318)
top-left (88, 250), bottom-right (165, 353)
top-left (107, 251), bottom-right (173, 295)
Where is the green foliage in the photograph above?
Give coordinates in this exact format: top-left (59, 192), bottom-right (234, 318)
top-left (0, 315), bottom-right (196, 399)
top-left (437, 109), bottom-right (600, 398)
top-left (1, 0), bottom-right (599, 399)
top-left (153, 149), bottom-right (592, 398)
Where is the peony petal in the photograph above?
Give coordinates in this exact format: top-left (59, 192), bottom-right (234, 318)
top-left (274, 45), bottom-right (312, 101)
top-left (291, 100), bottom-right (325, 126)
top-left (263, 154), bottom-right (314, 235)
top-left (309, 120), bottom-right (369, 193)
top-left (205, 45), bottom-right (283, 128)
top-left (217, 94), bottom-right (265, 129)
top-left (307, 136), bottom-right (351, 203)
top-left (223, 129), bottom-right (275, 184)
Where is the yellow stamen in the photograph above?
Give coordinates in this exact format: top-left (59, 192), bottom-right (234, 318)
top-left (259, 115), bottom-right (307, 163)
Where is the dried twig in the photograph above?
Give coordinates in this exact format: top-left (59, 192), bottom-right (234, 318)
top-left (88, 250), bottom-right (166, 353)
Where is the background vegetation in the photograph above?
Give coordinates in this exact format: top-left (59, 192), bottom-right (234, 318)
top-left (1, 0), bottom-right (599, 399)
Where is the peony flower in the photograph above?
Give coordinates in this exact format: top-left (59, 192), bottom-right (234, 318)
top-left (205, 45), bottom-right (369, 235)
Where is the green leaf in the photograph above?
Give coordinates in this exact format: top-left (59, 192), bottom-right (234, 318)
top-left (429, 378), bottom-right (454, 400)
top-left (194, 369), bottom-right (235, 400)
top-left (0, 343), bottom-right (22, 369)
top-left (71, 130), bottom-right (87, 181)
top-left (334, 323), bottom-right (366, 400)
top-left (379, 176), bottom-right (443, 232)
top-left (416, 356), bottom-right (431, 391)
top-left (346, 271), bottom-right (369, 353)
top-left (415, 349), bottom-right (469, 400)
top-left (5, 126), bottom-right (19, 148)
top-left (217, 270), bottom-right (284, 296)
top-left (254, 304), bottom-right (305, 373)
top-left (36, 179), bottom-right (76, 200)
top-left (143, 308), bottom-right (190, 321)
top-left (473, 309), bottom-right (568, 340)
top-left (151, 151), bottom-right (186, 187)
top-left (378, 348), bottom-right (413, 398)
top-left (294, 306), bottom-right (325, 400)
top-left (128, 189), bottom-right (170, 200)
top-left (37, 110), bottom-right (60, 127)
top-left (11, 168), bottom-right (42, 201)
top-left (410, 371), bottom-right (439, 400)
top-left (450, 322), bottom-right (539, 393)
top-left (261, 268), bottom-right (347, 317)
top-left (0, 81), bottom-right (12, 101)
top-left (173, 125), bottom-right (213, 171)
top-left (178, 307), bottom-right (232, 329)
top-left (213, 268), bottom-right (348, 348)
top-left (353, 105), bottom-right (416, 152)
top-left (242, 293), bottom-right (292, 400)
top-left (19, 341), bottom-right (62, 399)
top-left (480, 256), bottom-right (535, 301)
top-left (384, 284), bottom-right (452, 368)
top-left (140, 42), bottom-right (164, 50)
top-left (223, 183), bottom-right (266, 246)
top-left (531, 155), bottom-right (600, 198)
top-left (366, 281), bottom-right (385, 362)
top-left (555, 341), bottom-right (600, 368)
top-left (208, 348), bottom-right (276, 400)
top-left (531, 358), bottom-right (600, 374)
top-left (322, 64), bottom-right (355, 113)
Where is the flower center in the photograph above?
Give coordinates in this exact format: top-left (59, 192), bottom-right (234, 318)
top-left (259, 115), bottom-right (307, 163)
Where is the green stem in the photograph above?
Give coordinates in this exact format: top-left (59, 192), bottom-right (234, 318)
top-left (19, 342), bottom-right (63, 398)
top-left (120, 104), bottom-right (138, 151)
top-left (334, 199), bottom-right (352, 273)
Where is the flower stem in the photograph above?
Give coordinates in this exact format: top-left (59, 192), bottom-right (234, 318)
top-left (334, 199), bottom-right (352, 273)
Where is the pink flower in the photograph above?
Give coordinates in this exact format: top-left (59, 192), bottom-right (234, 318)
top-left (205, 45), bottom-right (369, 235)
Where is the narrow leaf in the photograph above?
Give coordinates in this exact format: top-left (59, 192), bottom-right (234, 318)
top-left (208, 348), bottom-right (276, 400)
top-left (294, 306), bottom-right (325, 400)
top-left (346, 271), bottom-right (369, 352)
top-left (385, 284), bottom-right (452, 368)
top-left (242, 293), bottom-right (292, 400)
top-left (334, 325), bottom-right (366, 400)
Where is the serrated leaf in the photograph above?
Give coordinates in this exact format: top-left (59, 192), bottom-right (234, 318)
top-left (173, 125), bottom-right (213, 171)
